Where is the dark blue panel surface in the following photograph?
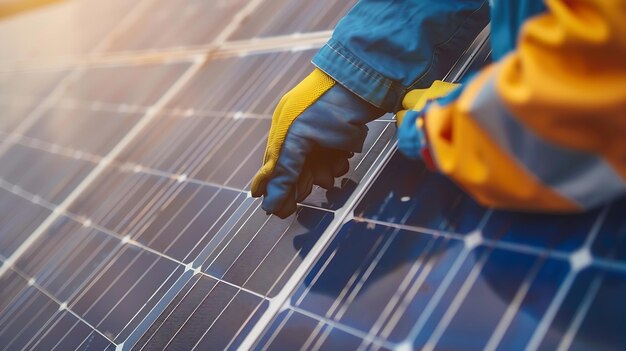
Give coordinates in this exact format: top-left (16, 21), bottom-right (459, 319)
top-left (131, 182), bottom-right (242, 262)
top-left (14, 220), bottom-right (119, 302)
top-left (539, 268), bottom-right (626, 351)
top-left (317, 328), bottom-right (366, 350)
top-left (192, 288), bottom-right (267, 350)
top-left (203, 204), bottom-right (333, 297)
top-left (0, 187), bottom-right (51, 257)
top-left (0, 286), bottom-right (60, 350)
top-left (67, 168), bottom-right (184, 240)
top-left (493, 258), bottom-right (571, 349)
top-left (133, 274), bottom-right (269, 351)
top-left (356, 152), bottom-right (487, 234)
top-left (69, 245), bottom-right (184, 343)
top-left (482, 208), bottom-right (600, 252)
top-left (592, 197), bottom-right (626, 261)
top-left (132, 274), bottom-right (202, 351)
top-left (283, 220), bottom-right (468, 345)
top-left (117, 113), bottom-right (272, 191)
top-left (135, 275), bottom-right (261, 351)
top-left (30, 311), bottom-right (114, 351)
top-left (420, 250), bottom-right (569, 350)
top-left (0, 143), bottom-right (95, 204)
top-left (260, 310), bottom-right (321, 350)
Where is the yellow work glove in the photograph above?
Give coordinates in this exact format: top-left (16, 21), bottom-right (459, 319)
top-left (251, 68), bottom-right (384, 218)
top-left (396, 80), bottom-right (459, 160)
top-left (396, 80), bottom-right (460, 126)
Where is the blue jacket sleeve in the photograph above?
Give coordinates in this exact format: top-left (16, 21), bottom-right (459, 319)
top-left (312, 0), bottom-right (490, 112)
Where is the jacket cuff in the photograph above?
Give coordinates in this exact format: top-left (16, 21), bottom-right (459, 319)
top-left (312, 38), bottom-right (403, 112)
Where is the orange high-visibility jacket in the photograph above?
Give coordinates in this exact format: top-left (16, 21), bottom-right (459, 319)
top-left (425, 0), bottom-right (626, 212)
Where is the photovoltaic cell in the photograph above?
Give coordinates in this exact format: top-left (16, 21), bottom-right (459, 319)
top-left (133, 275), bottom-right (268, 351)
top-left (102, 0), bottom-right (249, 52)
top-left (29, 311), bottom-right (115, 351)
top-left (0, 268), bottom-right (29, 314)
top-left (539, 267), bottom-right (626, 350)
top-left (128, 182), bottom-right (244, 262)
top-left (0, 143), bottom-right (95, 203)
top-left (226, 0), bottom-right (357, 40)
top-left (0, 186), bottom-right (52, 258)
top-left (0, 62), bottom-right (191, 196)
top-left (0, 280), bottom-right (115, 350)
top-left (15, 217), bottom-right (121, 302)
top-left (0, 63), bottom-right (191, 208)
top-left (69, 246), bottom-right (184, 343)
top-left (201, 205), bottom-right (333, 297)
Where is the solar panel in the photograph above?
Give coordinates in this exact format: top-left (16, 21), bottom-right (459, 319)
top-left (249, 153), bottom-right (626, 350)
top-left (0, 2), bottom-right (625, 351)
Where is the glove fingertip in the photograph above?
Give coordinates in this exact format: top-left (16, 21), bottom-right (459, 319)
top-left (250, 187), bottom-right (264, 198)
top-left (274, 196), bottom-right (298, 219)
top-left (261, 185), bottom-right (283, 215)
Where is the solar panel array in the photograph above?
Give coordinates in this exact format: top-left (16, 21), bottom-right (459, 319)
top-left (0, 1), bottom-right (624, 351)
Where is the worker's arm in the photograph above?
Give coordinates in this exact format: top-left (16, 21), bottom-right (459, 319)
top-left (403, 0), bottom-right (626, 212)
top-left (252, 0), bottom-right (489, 218)
top-left (313, 0), bottom-right (490, 112)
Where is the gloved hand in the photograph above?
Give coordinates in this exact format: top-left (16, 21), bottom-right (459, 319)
top-left (251, 68), bottom-right (385, 218)
top-left (396, 80), bottom-right (459, 160)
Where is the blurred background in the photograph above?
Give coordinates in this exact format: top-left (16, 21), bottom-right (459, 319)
top-left (0, 1), bottom-right (624, 351)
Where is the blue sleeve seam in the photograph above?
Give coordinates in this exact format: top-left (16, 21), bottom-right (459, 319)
top-left (324, 40), bottom-right (392, 90)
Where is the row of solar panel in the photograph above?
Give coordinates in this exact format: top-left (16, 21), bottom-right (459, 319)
top-left (0, 0), bottom-right (356, 64)
top-left (0, 42), bottom-right (396, 349)
top-left (0, 3), bottom-right (359, 349)
top-left (250, 152), bottom-right (626, 350)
